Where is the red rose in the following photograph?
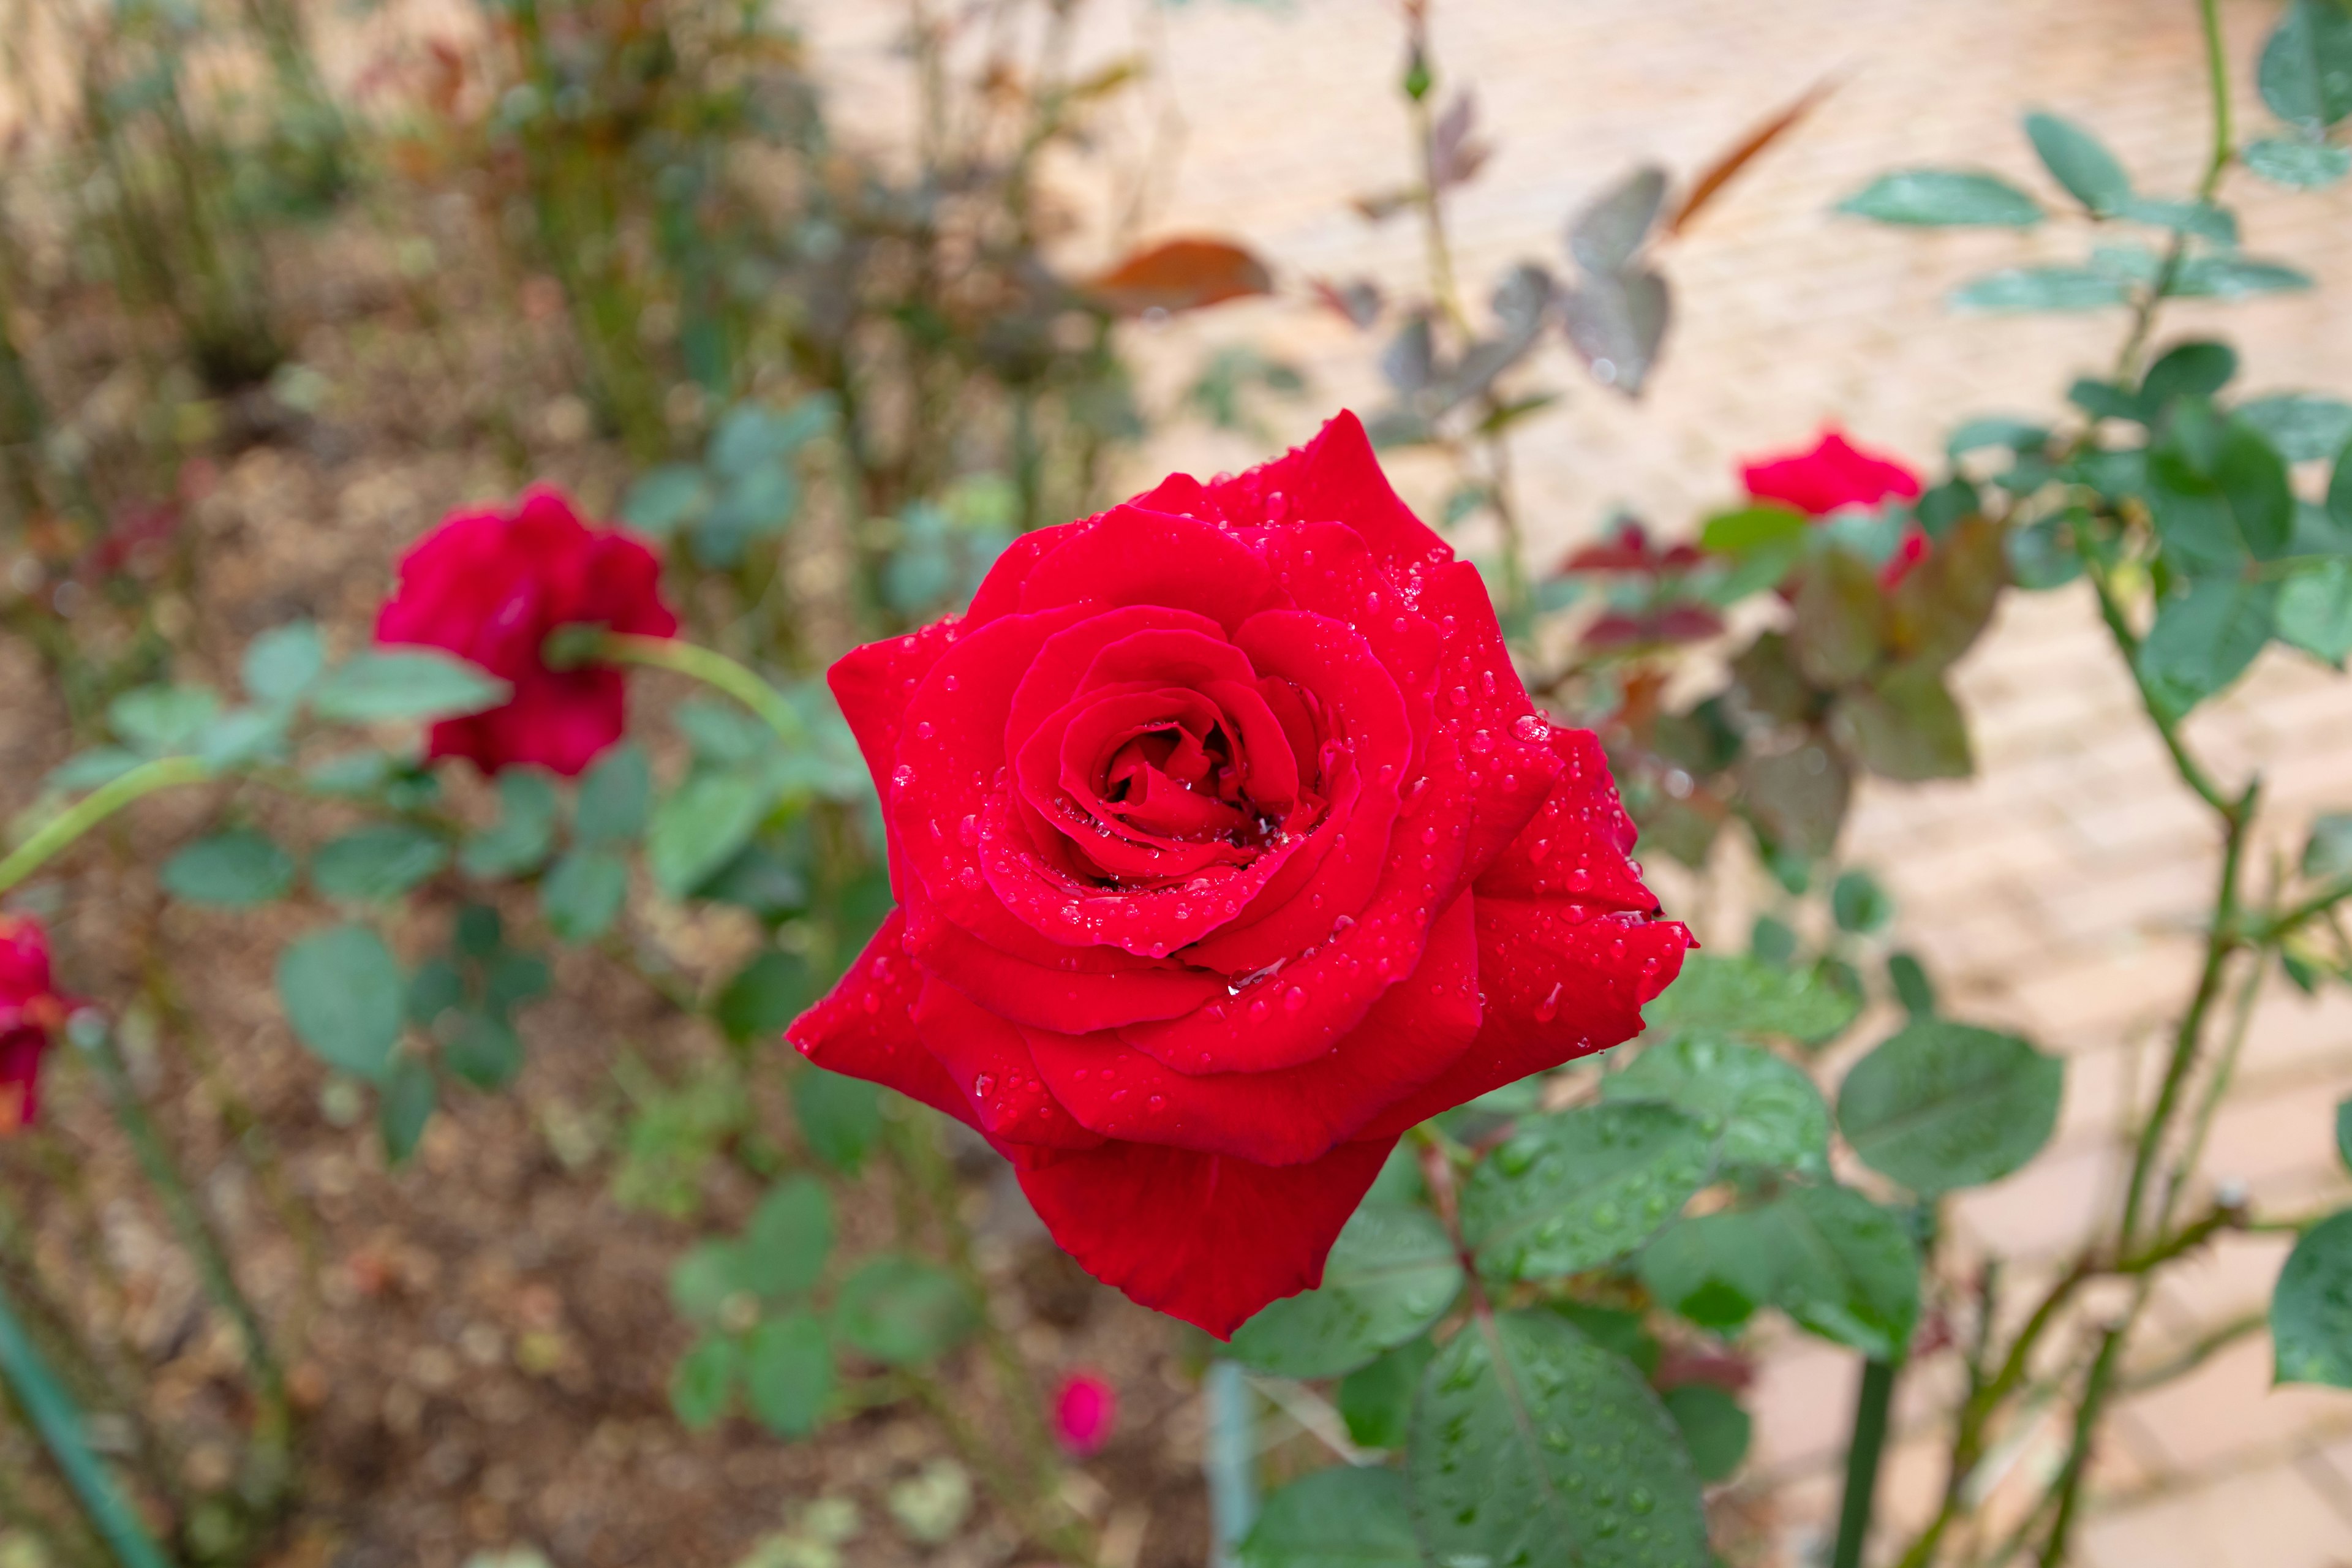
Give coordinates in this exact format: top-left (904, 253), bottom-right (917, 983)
top-left (790, 413), bottom-right (1689, 1336)
top-left (375, 487), bottom-right (677, 777)
top-left (1051, 1371), bottom-right (1118, 1456)
top-left (0, 916), bottom-right (70, 1134)
top-left (1739, 429), bottom-right (1921, 518)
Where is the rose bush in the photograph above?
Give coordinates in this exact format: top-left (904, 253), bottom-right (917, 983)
top-left (375, 486), bottom-right (677, 776)
top-left (790, 413), bottom-right (1689, 1333)
top-left (0, 915), bottom-right (69, 1133)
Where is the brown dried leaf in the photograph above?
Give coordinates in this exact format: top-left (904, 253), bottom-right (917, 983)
top-left (1088, 238), bottom-right (1275, 315)
top-left (1667, 77), bottom-right (1838, 238)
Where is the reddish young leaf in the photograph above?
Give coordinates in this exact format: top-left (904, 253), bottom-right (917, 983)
top-left (1667, 77), bottom-right (1838, 238)
top-left (1089, 238), bottom-right (1274, 315)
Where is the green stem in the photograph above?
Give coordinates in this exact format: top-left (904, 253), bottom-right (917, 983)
top-left (2038, 1303), bottom-right (2136, 1566)
top-left (580, 633), bottom-right (807, 745)
top-left (0, 1271), bottom-right (174, 1568)
top-left (1832, 1357), bottom-right (1899, 1568)
top-left (0, 755), bottom-right (211, 897)
top-left (72, 1016), bottom-right (291, 1502)
top-left (2118, 1309), bottom-right (2265, 1395)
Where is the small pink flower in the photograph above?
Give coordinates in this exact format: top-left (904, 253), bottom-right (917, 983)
top-left (1738, 429), bottom-right (1921, 518)
top-left (1052, 1371), bottom-right (1118, 1457)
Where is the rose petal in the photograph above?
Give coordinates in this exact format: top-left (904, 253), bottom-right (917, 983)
top-left (1012, 1134), bottom-right (1399, 1338)
top-left (913, 979), bottom-right (1104, 1150)
top-left (787, 911), bottom-right (975, 1129)
top-left (904, 895), bottom-right (1221, 1033)
top-left (1017, 505), bottom-right (1279, 629)
top-left (1198, 411), bottom-right (1457, 586)
top-left (1026, 890), bottom-right (1480, 1163)
top-left (1473, 727), bottom-right (1658, 913)
top-left (1359, 904), bottom-right (1692, 1139)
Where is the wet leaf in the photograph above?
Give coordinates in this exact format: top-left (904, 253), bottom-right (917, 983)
top-left (1338, 1336), bottom-right (1435, 1450)
top-left (1661, 1384), bottom-right (1751, 1483)
top-left (1838, 1019), bottom-right (2062, 1194)
top-left (1641, 1187), bottom-right (1919, 1358)
top-left (1408, 1311), bottom-right (1711, 1568)
top-left (1559, 268), bottom-right (1669, 395)
top-left (1242, 1466), bottom-right (1422, 1568)
top-left (1605, 1033), bottom-right (1831, 1175)
top-left (2137, 578), bottom-right (2279, 717)
top-left (1642, 954), bottom-right (1860, 1046)
top-left (1230, 1204), bottom-right (1462, 1377)
top-left (1463, 1102), bottom-right (1714, 1281)
top-left (1089, 237), bottom-right (1273, 314)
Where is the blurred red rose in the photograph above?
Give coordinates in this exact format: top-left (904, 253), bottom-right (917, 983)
top-left (1052, 1371), bottom-right (1118, 1456)
top-left (1879, 528), bottom-right (1930, 590)
top-left (0, 916), bottom-right (71, 1134)
top-left (1739, 429), bottom-right (1921, 518)
top-left (375, 486), bottom-right (677, 777)
top-left (790, 412), bottom-right (1690, 1336)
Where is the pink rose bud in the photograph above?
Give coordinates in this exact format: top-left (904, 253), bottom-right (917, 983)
top-left (1052, 1372), bottom-right (1117, 1457)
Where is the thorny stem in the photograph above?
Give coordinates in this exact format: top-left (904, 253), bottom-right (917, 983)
top-left (0, 755), bottom-right (211, 898)
top-left (72, 1016), bottom-right (292, 1503)
top-left (2037, 1300), bottom-right (2137, 1566)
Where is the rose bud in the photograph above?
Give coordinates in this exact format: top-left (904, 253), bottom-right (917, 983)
top-left (1052, 1371), bottom-right (1118, 1457)
top-left (790, 412), bottom-right (1690, 1336)
top-left (375, 486), bottom-right (677, 777)
top-left (0, 916), bottom-right (72, 1134)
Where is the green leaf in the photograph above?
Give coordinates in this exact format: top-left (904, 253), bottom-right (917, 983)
top-left (312, 824), bottom-right (451, 902)
top-left (1838, 1019), bottom-right (2064, 1194)
top-left (47, 748), bottom-right (143, 792)
top-left (738, 1177), bottom-right (835, 1302)
top-left (647, 768), bottom-right (771, 897)
top-left (1338, 1337), bottom-right (1435, 1451)
top-left (2138, 578), bottom-right (2279, 717)
top-left (1698, 503), bottom-right (1807, 554)
top-left (379, 1057), bottom-right (437, 1163)
top-left (1605, 1033), bottom-right (1832, 1175)
top-left (2238, 393), bottom-right (2352, 461)
top-left (576, 743), bottom-right (652, 845)
top-left (2171, 256), bottom-right (2316, 300)
top-left (669, 1334), bottom-right (740, 1430)
top-left (407, 957), bottom-right (464, 1028)
top-left (1229, 1205), bottom-right (1463, 1378)
top-left (460, 769), bottom-right (559, 878)
top-left (441, 1009), bottom-right (523, 1090)
top-left (1888, 951), bottom-right (1938, 1017)
top-left (1948, 417), bottom-right (2051, 458)
top-left (481, 949), bottom-right (550, 1016)
top-left (2117, 196), bottom-right (2237, 243)
top-left (2276, 559), bottom-right (2352, 665)
top-left (1241, 1466), bottom-right (1422, 1568)
top-left (161, 829), bottom-right (295, 907)
top-left (669, 1240), bottom-right (749, 1325)
top-left (242, 620), bottom-right (326, 706)
top-left (2215, 420), bottom-right (2297, 557)
top-left (833, 1256), bottom-right (979, 1366)
top-left (109, 685), bottom-right (219, 755)
top-left (2244, 135), bottom-right (2352, 189)
top-left (1832, 869), bottom-right (1894, 934)
top-left (312, 650), bottom-right (509, 724)
top-left (2273, 1210), bottom-right (2352, 1385)
top-left (1837, 170), bottom-right (2043, 227)
top-left (1408, 1311), bottom-right (1711, 1568)
top-left (1463, 1102), bottom-right (1714, 1281)
top-left (743, 1312), bottom-right (833, 1439)
top-left (2337, 1097), bottom-right (2352, 1173)
top-left (1643, 954), bottom-right (1860, 1045)
top-left (2139, 341), bottom-right (2238, 415)
top-left (1950, 266), bottom-right (2130, 313)
top-left (1643, 1188), bottom-right (1920, 1358)
top-left (276, 924), bottom-right (407, 1083)
top-left (707, 399), bottom-right (829, 478)
top-left (793, 1069), bottom-right (883, 1174)
top-left (1831, 666), bottom-right (1972, 781)
top-left (2260, 0), bottom-right (2352, 132)
top-left (2302, 813), bottom-right (2352, 880)
top-left (620, 464), bottom-right (711, 536)
top-left (2007, 514), bottom-right (2085, 590)
top-left (1568, 165), bottom-right (1667, 274)
top-left (197, 708), bottom-right (291, 770)
top-left (1661, 1383), bottom-right (1752, 1483)
top-left (2024, 111), bottom-right (2131, 214)
top-left (715, 950), bottom-right (815, 1044)
top-left (540, 848), bottom-right (628, 943)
